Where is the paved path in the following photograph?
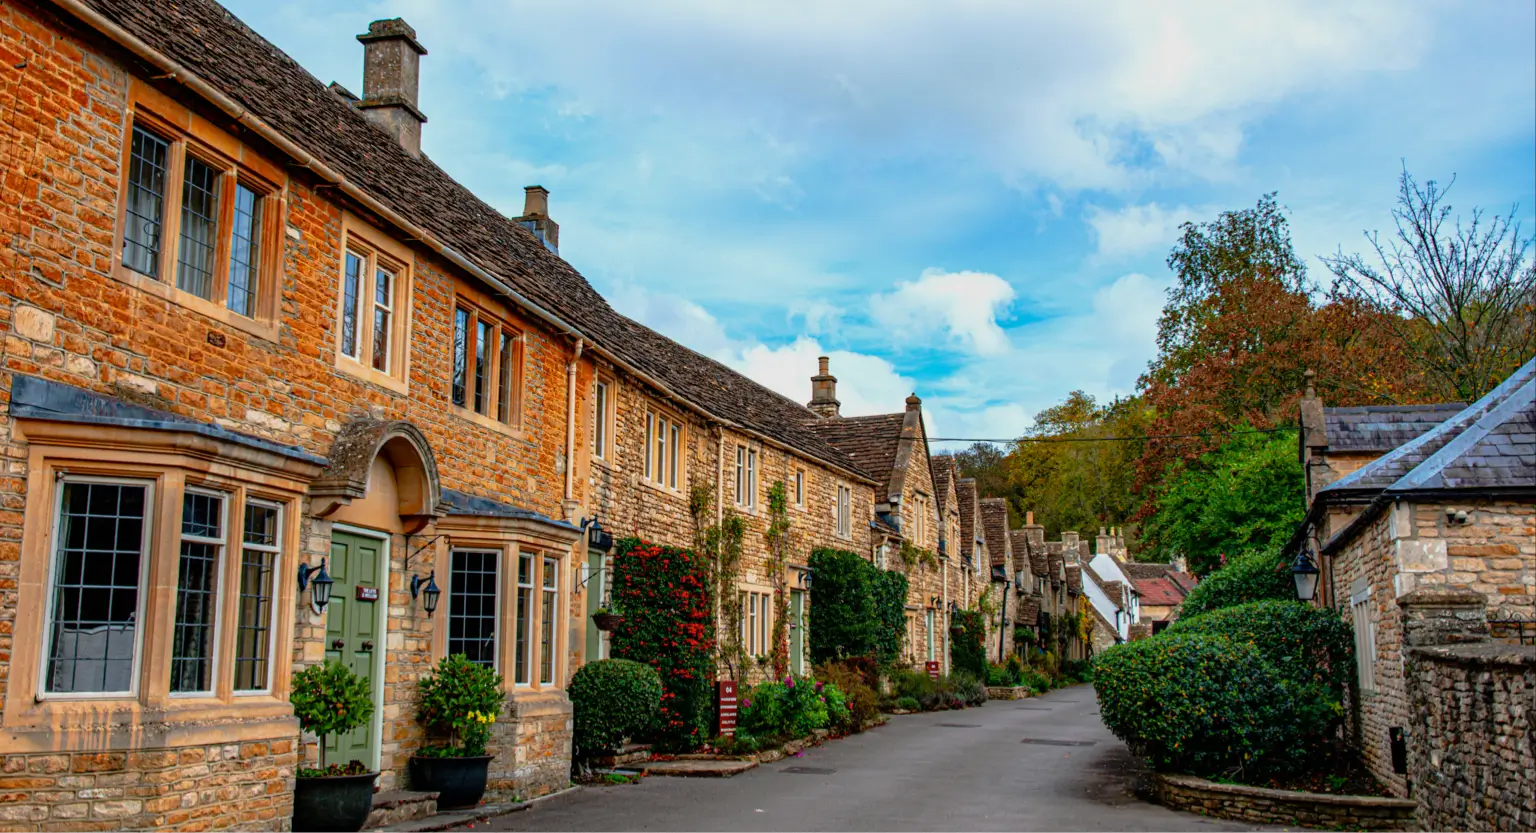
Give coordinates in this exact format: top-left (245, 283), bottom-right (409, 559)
top-left (471, 686), bottom-right (1269, 831)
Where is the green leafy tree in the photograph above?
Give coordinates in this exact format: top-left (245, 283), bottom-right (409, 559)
top-left (1140, 428), bottom-right (1305, 575)
top-left (290, 660), bottom-right (375, 770)
top-left (415, 654), bottom-right (506, 757)
top-left (1178, 549), bottom-right (1295, 616)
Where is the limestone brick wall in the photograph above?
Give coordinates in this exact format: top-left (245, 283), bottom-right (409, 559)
top-left (1404, 642), bottom-right (1536, 831)
top-left (0, 741), bottom-right (298, 833)
top-left (1154, 774), bottom-right (1416, 831)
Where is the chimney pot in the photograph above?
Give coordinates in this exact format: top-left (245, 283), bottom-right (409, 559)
top-left (356, 18), bottom-right (428, 156)
top-left (1025, 511), bottom-right (1034, 525)
top-left (515, 186), bottom-right (559, 253)
top-left (905, 392), bottom-right (922, 411)
top-left (808, 356), bottom-right (839, 418)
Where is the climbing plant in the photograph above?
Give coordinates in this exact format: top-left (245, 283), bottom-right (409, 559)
top-left (895, 541), bottom-right (939, 571)
top-left (690, 483), bottom-right (748, 681)
top-left (949, 609), bottom-right (987, 678)
top-left (609, 537), bottom-right (716, 751)
top-left (764, 481), bottom-right (795, 680)
top-left (807, 548), bottom-right (907, 666)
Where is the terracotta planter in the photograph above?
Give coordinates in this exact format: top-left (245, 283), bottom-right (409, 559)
top-left (592, 612), bottom-right (622, 632)
top-left (292, 770), bottom-right (377, 833)
top-left (410, 755), bottom-right (493, 811)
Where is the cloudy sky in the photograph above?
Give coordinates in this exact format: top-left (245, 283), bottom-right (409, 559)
top-left (226, 0), bottom-right (1535, 446)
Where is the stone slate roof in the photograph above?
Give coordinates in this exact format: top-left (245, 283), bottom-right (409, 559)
top-left (1322, 403), bottom-right (1464, 453)
top-left (980, 498), bottom-right (1011, 568)
top-left (1021, 530), bottom-right (1049, 577)
top-left (1065, 564), bottom-right (1083, 594)
top-left (1045, 542), bottom-right (1066, 583)
top-left (1168, 571), bottom-right (1198, 593)
top-left (1326, 359), bottom-right (1535, 495)
top-left (804, 413), bottom-right (907, 490)
top-left (1017, 595), bottom-right (1041, 626)
top-left (440, 488), bottom-right (577, 529)
top-left (75, 0), bottom-right (876, 483)
top-left (1121, 562), bottom-right (1173, 581)
top-left (1082, 563), bottom-right (1121, 610)
top-left (932, 455), bottom-right (957, 517)
top-left (1134, 576), bottom-right (1186, 607)
top-left (957, 478), bottom-right (982, 553)
top-left (1009, 531), bottom-right (1039, 578)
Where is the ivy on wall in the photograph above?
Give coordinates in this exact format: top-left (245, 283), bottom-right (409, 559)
top-left (689, 484), bottom-right (748, 681)
top-left (808, 548), bottom-right (908, 666)
top-left (949, 609), bottom-right (987, 678)
top-left (610, 537), bottom-right (716, 751)
top-left (764, 481), bottom-right (795, 680)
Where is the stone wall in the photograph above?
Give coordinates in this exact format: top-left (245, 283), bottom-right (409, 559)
top-left (1153, 773), bottom-right (1416, 831)
top-left (1400, 593), bottom-right (1536, 832)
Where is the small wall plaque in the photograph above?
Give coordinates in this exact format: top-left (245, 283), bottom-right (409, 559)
top-left (206, 331), bottom-right (226, 348)
top-left (355, 586), bottom-right (379, 602)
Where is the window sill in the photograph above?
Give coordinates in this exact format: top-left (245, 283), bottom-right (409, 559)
top-left (336, 353), bottom-right (408, 395)
top-left (112, 265), bottom-right (280, 342)
top-left (641, 478), bottom-right (684, 498)
top-left (451, 403), bottom-right (526, 440)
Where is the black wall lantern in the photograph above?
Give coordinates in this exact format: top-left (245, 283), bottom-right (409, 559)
top-left (582, 515), bottom-right (614, 552)
top-left (411, 571), bottom-right (441, 617)
top-left (1292, 549), bottom-right (1321, 603)
top-left (798, 568), bottom-right (813, 589)
top-left (297, 558), bottom-right (334, 613)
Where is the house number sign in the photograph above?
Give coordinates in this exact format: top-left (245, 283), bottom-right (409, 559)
top-left (926, 660), bottom-right (941, 680)
top-left (716, 680), bottom-right (738, 737)
top-left (355, 586), bottom-right (379, 602)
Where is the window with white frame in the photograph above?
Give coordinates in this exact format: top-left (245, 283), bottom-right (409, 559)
top-left (450, 304), bottom-right (523, 425)
top-left (735, 445), bottom-right (758, 509)
top-left (835, 484), bottom-right (852, 538)
top-left (338, 241), bottom-right (407, 377)
top-left (171, 489), bottom-right (225, 694)
top-left (234, 500), bottom-right (280, 692)
top-left (515, 552), bottom-right (534, 685)
top-left (1350, 587), bottom-right (1376, 693)
top-left (793, 469), bottom-right (806, 508)
top-left (540, 555), bottom-right (559, 685)
top-left (448, 549), bottom-right (500, 668)
top-left (741, 590), bottom-right (772, 656)
top-left (592, 379), bottom-right (612, 460)
top-left (645, 411), bottom-right (684, 490)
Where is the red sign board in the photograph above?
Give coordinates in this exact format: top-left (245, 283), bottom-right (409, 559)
top-left (926, 661), bottom-right (941, 680)
top-left (717, 680), bottom-right (738, 736)
top-left (355, 586), bottom-right (379, 602)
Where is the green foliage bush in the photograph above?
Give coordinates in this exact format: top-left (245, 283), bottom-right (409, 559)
top-left (951, 673), bottom-right (988, 706)
top-left (1093, 633), bottom-right (1314, 778)
top-left (737, 675), bottom-right (845, 743)
top-left (808, 548), bottom-right (908, 665)
top-left (291, 660), bottom-right (375, 771)
top-left (610, 538), bottom-right (716, 751)
top-left (1179, 549), bottom-right (1294, 617)
top-left (813, 661), bottom-right (880, 732)
top-left (948, 609), bottom-right (987, 678)
top-left (568, 659), bottom-right (663, 759)
top-left (894, 696), bottom-right (920, 712)
top-left (415, 654), bottom-right (505, 757)
top-left (889, 668), bottom-right (984, 711)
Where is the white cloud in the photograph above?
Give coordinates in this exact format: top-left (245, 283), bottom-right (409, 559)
top-left (1084, 203), bottom-right (1204, 261)
top-left (870, 269), bottom-right (1016, 356)
top-left (606, 281), bottom-right (739, 359)
top-left (729, 337), bottom-right (916, 420)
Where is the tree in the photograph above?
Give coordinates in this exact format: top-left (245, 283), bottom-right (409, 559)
top-left (1322, 168), bottom-right (1536, 402)
top-left (1139, 428), bottom-right (1305, 576)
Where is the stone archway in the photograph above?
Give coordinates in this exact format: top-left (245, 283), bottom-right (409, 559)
top-left (310, 417), bottom-right (443, 533)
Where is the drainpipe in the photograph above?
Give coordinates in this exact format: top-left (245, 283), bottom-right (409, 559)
top-left (563, 338), bottom-right (583, 518)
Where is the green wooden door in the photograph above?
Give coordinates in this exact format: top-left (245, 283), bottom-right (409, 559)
top-left (789, 590), bottom-right (805, 675)
top-left (584, 551), bottom-right (606, 661)
top-left (324, 531), bottom-right (382, 768)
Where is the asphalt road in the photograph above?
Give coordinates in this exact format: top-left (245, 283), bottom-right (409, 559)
top-left (473, 685), bottom-right (1269, 832)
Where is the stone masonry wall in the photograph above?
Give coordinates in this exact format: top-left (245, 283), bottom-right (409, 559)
top-left (1154, 774), bottom-right (1416, 831)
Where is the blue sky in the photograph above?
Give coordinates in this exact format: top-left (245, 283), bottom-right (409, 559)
top-left (225, 0), bottom-right (1536, 446)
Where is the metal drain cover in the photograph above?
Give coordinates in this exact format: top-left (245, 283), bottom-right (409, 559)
top-left (1015, 706), bottom-right (1052, 711)
top-left (1020, 738), bottom-right (1097, 747)
top-left (937, 723), bottom-right (982, 727)
top-left (779, 766), bottom-right (835, 775)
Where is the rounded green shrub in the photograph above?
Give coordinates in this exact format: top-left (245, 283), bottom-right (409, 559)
top-left (1093, 633), bottom-right (1305, 778)
top-left (1179, 549), bottom-right (1294, 617)
top-left (1168, 600), bottom-right (1353, 698)
top-left (894, 696), bottom-right (920, 712)
top-left (568, 658), bottom-right (663, 759)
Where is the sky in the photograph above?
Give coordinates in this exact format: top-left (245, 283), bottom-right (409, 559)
top-left (224, 0), bottom-right (1536, 447)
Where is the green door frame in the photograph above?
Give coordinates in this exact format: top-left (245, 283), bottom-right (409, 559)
top-left (789, 590), bottom-right (805, 675)
top-left (327, 525), bottom-right (388, 771)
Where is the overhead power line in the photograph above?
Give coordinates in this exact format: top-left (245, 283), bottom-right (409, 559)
top-left (928, 426), bottom-right (1298, 445)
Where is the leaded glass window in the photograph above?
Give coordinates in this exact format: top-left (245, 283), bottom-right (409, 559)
top-left (340, 251), bottom-right (363, 359)
top-left (234, 500), bottom-right (279, 692)
top-left (171, 490), bottom-right (223, 694)
top-left (473, 318), bottom-right (492, 412)
top-left (227, 184), bottom-right (262, 317)
top-left (123, 126), bottom-right (168, 277)
top-left (515, 553), bottom-right (533, 685)
top-left (372, 265), bottom-right (394, 372)
top-left (176, 155), bottom-right (221, 299)
top-left (452, 307), bottom-right (470, 407)
top-left (540, 556), bottom-right (558, 685)
top-left (449, 550), bottom-right (499, 668)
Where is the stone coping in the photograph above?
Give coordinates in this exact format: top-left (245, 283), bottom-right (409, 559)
top-left (1410, 642), bottom-right (1536, 667)
top-left (1154, 772), bottom-right (1416, 831)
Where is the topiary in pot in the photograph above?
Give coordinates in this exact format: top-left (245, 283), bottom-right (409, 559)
top-left (569, 658), bottom-right (663, 760)
top-left (411, 654), bottom-right (506, 810)
top-left (290, 660), bottom-right (377, 833)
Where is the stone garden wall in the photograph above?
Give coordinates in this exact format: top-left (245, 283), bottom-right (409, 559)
top-left (1153, 773), bottom-right (1416, 831)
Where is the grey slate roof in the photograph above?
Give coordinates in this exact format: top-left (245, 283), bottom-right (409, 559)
top-left (980, 498), bottom-right (1011, 568)
top-left (1325, 359), bottom-right (1535, 495)
top-left (73, 0), bottom-right (876, 484)
top-left (8, 375), bottom-right (326, 465)
top-left (439, 488), bottom-right (577, 530)
top-left (932, 455), bottom-right (957, 517)
top-left (804, 413), bottom-right (907, 490)
top-left (1322, 403), bottom-right (1465, 453)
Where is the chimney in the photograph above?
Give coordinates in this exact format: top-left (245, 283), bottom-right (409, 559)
top-left (1096, 526), bottom-right (1112, 556)
top-left (1061, 530), bottom-right (1079, 552)
top-left (1025, 511), bottom-right (1034, 526)
top-left (515, 186), bottom-right (560, 254)
top-left (808, 356), bottom-right (840, 418)
top-left (357, 18), bottom-right (428, 156)
top-left (905, 392), bottom-right (922, 412)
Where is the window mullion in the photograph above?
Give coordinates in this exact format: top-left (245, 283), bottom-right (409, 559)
top-left (210, 169), bottom-right (236, 311)
top-left (158, 140), bottom-right (189, 284)
top-left (359, 251), bottom-right (377, 364)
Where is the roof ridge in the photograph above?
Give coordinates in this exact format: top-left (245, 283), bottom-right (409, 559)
top-left (1391, 360), bottom-right (1535, 492)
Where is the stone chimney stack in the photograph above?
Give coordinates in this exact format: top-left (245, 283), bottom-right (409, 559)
top-left (357, 18), bottom-right (428, 156)
top-left (905, 392), bottom-right (921, 412)
top-left (1096, 526), bottom-right (1112, 556)
top-left (808, 356), bottom-right (840, 418)
top-left (515, 186), bottom-right (560, 253)
top-left (1061, 530), bottom-right (1079, 551)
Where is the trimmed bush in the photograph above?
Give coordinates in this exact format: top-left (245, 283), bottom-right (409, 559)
top-left (1179, 549), bottom-right (1293, 617)
top-left (949, 609), bottom-right (987, 678)
top-left (569, 659), bottom-right (663, 759)
top-left (1093, 633), bottom-right (1307, 778)
top-left (894, 696), bottom-right (920, 711)
top-left (808, 549), bottom-right (907, 665)
top-left (1168, 600), bottom-right (1353, 698)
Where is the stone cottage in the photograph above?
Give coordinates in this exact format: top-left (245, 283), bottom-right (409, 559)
top-left (1291, 358), bottom-right (1535, 799)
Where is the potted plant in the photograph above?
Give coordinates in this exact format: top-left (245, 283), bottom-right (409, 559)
top-left (411, 654), bottom-right (506, 810)
top-left (591, 606), bottom-right (622, 632)
top-left (290, 660), bottom-right (377, 833)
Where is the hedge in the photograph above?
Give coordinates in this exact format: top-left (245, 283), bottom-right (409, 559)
top-left (808, 548), bottom-right (907, 665)
top-left (949, 609), bottom-right (987, 678)
top-left (1093, 632), bottom-right (1308, 778)
top-left (1178, 549), bottom-right (1294, 617)
top-left (1167, 599), bottom-right (1353, 700)
top-left (609, 538), bottom-right (715, 751)
top-left (568, 659), bottom-right (663, 759)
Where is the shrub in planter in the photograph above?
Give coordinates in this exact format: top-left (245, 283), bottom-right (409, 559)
top-left (813, 661), bottom-right (879, 732)
top-left (412, 655), bottom-right (506, 810)
top-left (1093, 633), bottom-right (1308, 778)
top-left (1179, 549), bottom-right (1293, 617)
top-left (290, 661), bottom-right (377, 833)
top-left (569, 659), bottom-right (663, 759)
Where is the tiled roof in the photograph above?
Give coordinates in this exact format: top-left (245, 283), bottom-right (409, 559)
top-left (1325, 359), bottom-right (1535, 495)
top-left (1065, 564), bottom-right (1083, 593)
top-left (1322, 403), bottom-right (1464, 453)
top-left (1009, 531), bottom-right (1037, 578)
top-left (1017, 595), bottom-right (1041, 626)
top-left (932, 455), bottom-right (957, 516)
top-left (440, 488), bottom-right (577, 530)
top-left (76, 0), bottom-right (877, 482)
top-left (805, 413), bottom-right (907, 491)
top-left (980, 498), bottom-right (1011, 568)
top-left (1134, 577), bottom-right (1186, 607)
top-left (1168, 571), bottom-right (1199, 593)
top-left (1121, 562), bottom-right (1173, 580)
top-left (957, 478), bottom-right (982, 552)
top-left (1045, 542), bottom-right (1065, 582)
top-left (1103, 581), bottom-right (1126, 606)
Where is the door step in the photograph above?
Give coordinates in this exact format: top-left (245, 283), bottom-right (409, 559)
top-left (365, 790), bottom-right (439, 830)
top-left (591, 743), bottom-right (653, 767)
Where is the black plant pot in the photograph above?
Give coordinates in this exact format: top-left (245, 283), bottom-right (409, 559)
top-left (592, 612), bottom-right (622, 632)
top-left (410, 755), bottom-right (493, 811)
top-left (292, 771), bottom-right (378, 833)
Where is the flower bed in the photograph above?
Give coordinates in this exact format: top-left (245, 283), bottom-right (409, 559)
top-left (1154, 773), bottom-right (1415, 831)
